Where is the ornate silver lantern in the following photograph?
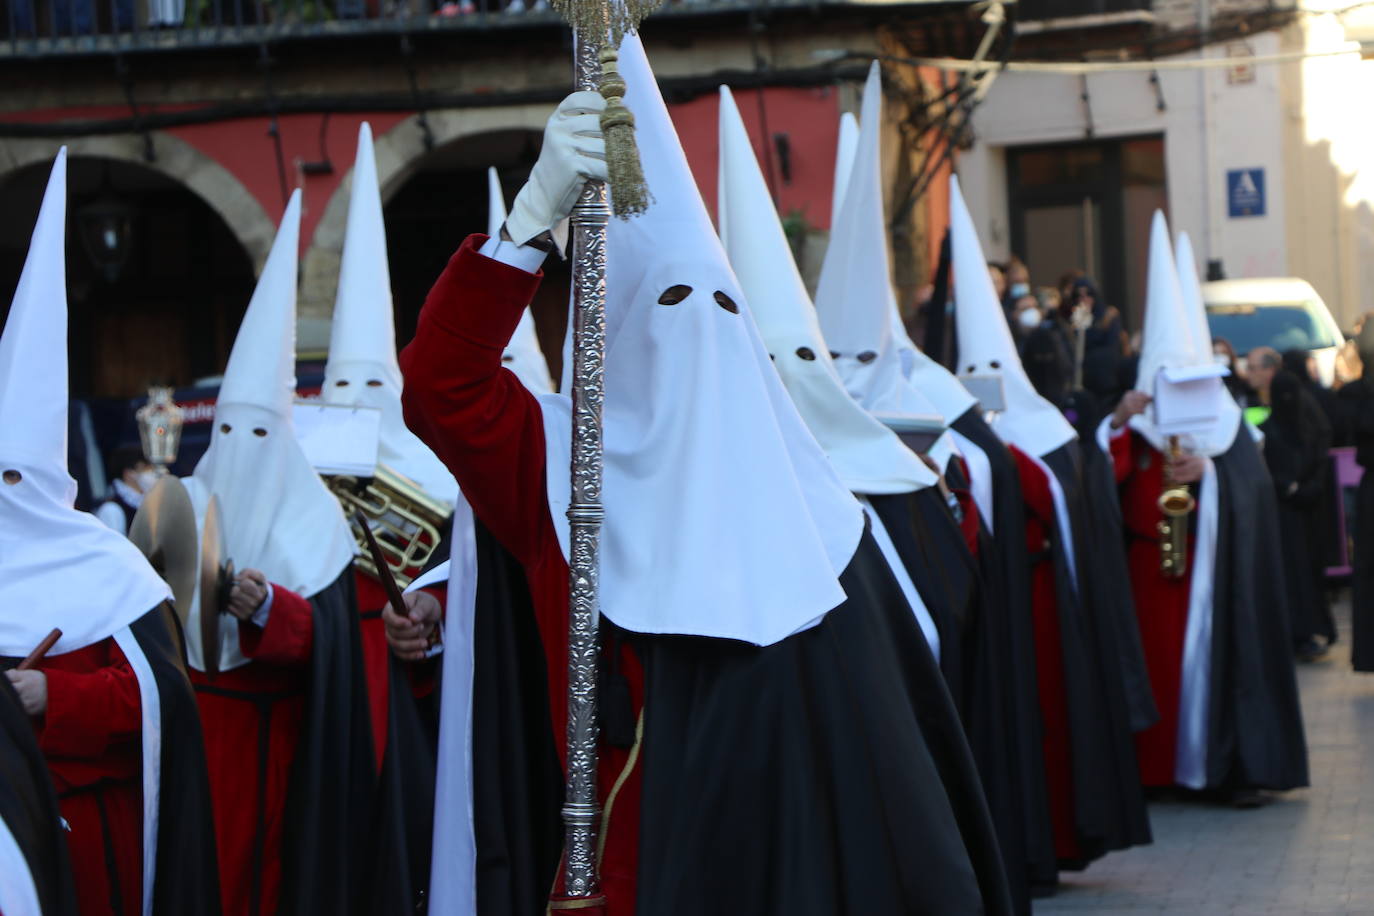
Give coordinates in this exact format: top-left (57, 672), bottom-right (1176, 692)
top-left (135, 386), bottom-right (184, 474)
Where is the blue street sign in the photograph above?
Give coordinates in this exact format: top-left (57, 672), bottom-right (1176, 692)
top-left (1227, 168), bottom-right (1265, 218)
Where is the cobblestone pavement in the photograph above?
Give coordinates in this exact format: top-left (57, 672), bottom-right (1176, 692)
top-left (1035, 597), bottom-right (1374, 915)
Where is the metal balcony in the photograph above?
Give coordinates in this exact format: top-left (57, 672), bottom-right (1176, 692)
top-left (1014, 0), bottom-right (1150, 27)
top-left (1, 0), bottom-right (968, 57)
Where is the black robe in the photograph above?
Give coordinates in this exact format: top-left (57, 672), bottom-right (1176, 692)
top-left (129, 605), bottom-right (224, 915)
top-left (633, 526), bottom-right (1013, 916)
top-left (401, 517), bottom-right (565, 915)
top-left (0, 674), bottom-right (77, 916)
top-left (364, 651), bottom-right (438, 914)
top-left (949, 407), bottom-right (1058, 895)
top-left (1205, 432), bottom-right (1310, 790)
top-left (1040, 443), bottom-right (1152, 866)
top-left (1261, 379), bottom-right (1336, 646)
top-left (274, 570), bottom-right (375, 916)
top-left (469, 519), bottom-right (564, 914)
top-left (1339, 376), bottom-right (1374, 670)
top-left (870, 484), bottom-right (1029, 915)
top-left (1077, 437), bottom-right (1159, 732)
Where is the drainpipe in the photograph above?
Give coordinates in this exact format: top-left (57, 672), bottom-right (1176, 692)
top-left (1198, 0), bottom-right (1222, 272)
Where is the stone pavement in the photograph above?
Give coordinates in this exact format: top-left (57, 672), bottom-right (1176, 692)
top-left (1035, 597), bottom-right (1374, 915)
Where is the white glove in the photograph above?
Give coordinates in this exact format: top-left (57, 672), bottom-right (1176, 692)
top-left (505, 91), bottom-right (608, 246)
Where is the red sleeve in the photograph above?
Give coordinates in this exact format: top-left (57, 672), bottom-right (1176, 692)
top-left (1010, 445), bottom-right (1055, 524)
top-left (1107, 423), bottom-right (1134, 483)
top-left (239, 584), bottom-right (314, 665)
top-left (38, 642), bottom-right (141, 759)
top-left (399, 235), bottom-right (559, 569)
top-left (953, 490), bottom-right (981, 557)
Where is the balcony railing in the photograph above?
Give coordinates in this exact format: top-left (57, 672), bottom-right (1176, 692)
top-left (1014, 0), bottom-right (1150, 25)
top-left (1, 0), bottom-right (949, 56)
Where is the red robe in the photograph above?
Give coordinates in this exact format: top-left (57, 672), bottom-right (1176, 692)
top-left (35, 639), bottom-right (143, 916)
top-left (1009, 445), bottom-right (1082, 863)
top-left (400, 235), bottom-right (643, 913)
top-left (191, 583), bottom-right (313, 916)
top-left (1106, 428), bottom-right (1195, 786)
top-left (354, 573), bottom-right (390, 773)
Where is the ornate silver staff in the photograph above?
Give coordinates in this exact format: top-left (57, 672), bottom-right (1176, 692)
top-left (560, 29), bottom-right (611, 902)
top-left (552, 8), bottom-right (657, 904)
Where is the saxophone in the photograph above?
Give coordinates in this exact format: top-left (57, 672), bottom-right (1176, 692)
top-left (1156, 435), bottom-right (1196, 579)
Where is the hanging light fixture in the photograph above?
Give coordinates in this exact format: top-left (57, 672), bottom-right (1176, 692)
top-left (77, 163), bottom-right (134, 284)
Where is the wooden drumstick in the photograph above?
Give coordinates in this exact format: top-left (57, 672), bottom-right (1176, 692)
top-left (16, 628), bottom-right (62, 671)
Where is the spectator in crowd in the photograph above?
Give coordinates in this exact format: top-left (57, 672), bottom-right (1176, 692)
top-left (1010, 292), bottom-right (1043, 345)
top-left (988, 261), bottom-right (1007, 307)
top-left (94, 444), bottom-right (156, 535)
top-left (1003, 256), bottom-right (1031, 313)
top-left (1061, 276), bottom-right (1127, 415)
top-left (1262, 369), bottom-right (1336, 659)
top-left (1212, 337), bottom-right (1255, 405)
top-left (1247, 346), bottom-right (1282, 405)
top-left (1340, 313), bottom-right (1374, 671)
top-left (1058, 269), bottom-right (1085, 309)
top-left (1285, 348), bottom-right (1343, 436)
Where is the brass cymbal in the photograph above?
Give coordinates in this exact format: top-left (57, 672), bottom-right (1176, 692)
top-left (128, 476), bottom-right (198, 630)
top-left (199, 494), bottom-right (231, 679)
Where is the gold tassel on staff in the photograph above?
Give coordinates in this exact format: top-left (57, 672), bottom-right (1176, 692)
top-left (548, 0), bottom-right (659, 218)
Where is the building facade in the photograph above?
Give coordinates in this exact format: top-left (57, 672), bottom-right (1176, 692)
top-left (0, 0), bottom-right (981, 408)
top-left (960, 0), bottom-right (1374, 333)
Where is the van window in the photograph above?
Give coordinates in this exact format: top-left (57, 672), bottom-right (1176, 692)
top-left (1205, 301), bottom-right (1341, 354)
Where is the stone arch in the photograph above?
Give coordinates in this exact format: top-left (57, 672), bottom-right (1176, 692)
top-left (0, 131), bottom-right (276, 273)
top-left (298, 105), bottom-right (551, 335)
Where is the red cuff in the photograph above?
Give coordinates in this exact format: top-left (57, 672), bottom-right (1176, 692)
top-left (239, 584), bottom-right (314, 666)
top-left (420, 234), bottom-right (543, 349)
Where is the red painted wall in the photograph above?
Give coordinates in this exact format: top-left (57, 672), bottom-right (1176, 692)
top-left (5, 86), bottom-right (841, 255)
top-left (670, 85), bottom-right (841, 232)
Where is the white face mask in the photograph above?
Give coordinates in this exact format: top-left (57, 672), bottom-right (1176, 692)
top-left (134, 469), bottom-right (159, 494)
top-left (1017, 308), bottom-right (1042, 330)
top-left (1010, 282), bottom-right (1030, 299)
top-left (1214, 352), bottom-right (1232, 368)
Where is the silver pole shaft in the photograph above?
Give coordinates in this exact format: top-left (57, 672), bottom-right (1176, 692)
top-left (562, 28), bottom-right (608, 901)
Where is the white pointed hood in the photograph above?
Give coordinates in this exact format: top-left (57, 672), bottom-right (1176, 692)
top-left (830, 111), bottom-right (858, 227)
top-left (1175, 232), bottom-right (1230, 371)
top-left (323, 124), bottom-right (457, 500)
top-left (0, 149), bottom-right (171, 657)
top-left (539, 33), bottom-right (862, 646)
top-left (815, 64), bottom-right (970, 437)
top-left (951, 174), bottom-right (1076, 458)
top-left (717, 85), bottom-right (934, 495)
top-left (186, 191), bottom-right (355, 671)
top-left (487, 166), bottom-right (555, 394)
top-left (1128, 215), bottom-right (1239, 457)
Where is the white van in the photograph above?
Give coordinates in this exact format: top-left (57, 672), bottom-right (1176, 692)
top-left (1202, 278), bottom-right (1345, 386)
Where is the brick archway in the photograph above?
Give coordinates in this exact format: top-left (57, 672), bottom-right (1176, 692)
top-left (298, 105), bottom-right (551, 338)
top-left (0, 132), bottom-right (277, 273)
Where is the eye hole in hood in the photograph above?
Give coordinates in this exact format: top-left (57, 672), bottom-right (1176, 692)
top-left (658, 284), bottom-right (693, 305)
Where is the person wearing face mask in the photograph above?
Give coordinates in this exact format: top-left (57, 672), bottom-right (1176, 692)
top-left (1211, 338), bottom-right (1254, 405)
top-left (397, 35), bottom-right (1005, 915)
top-left (1004, 257), bottom-right (1032, 314)
top-left (93, 445), bottom-right (157, 535)
top-left (2, 150), bottom-right (220, 916)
